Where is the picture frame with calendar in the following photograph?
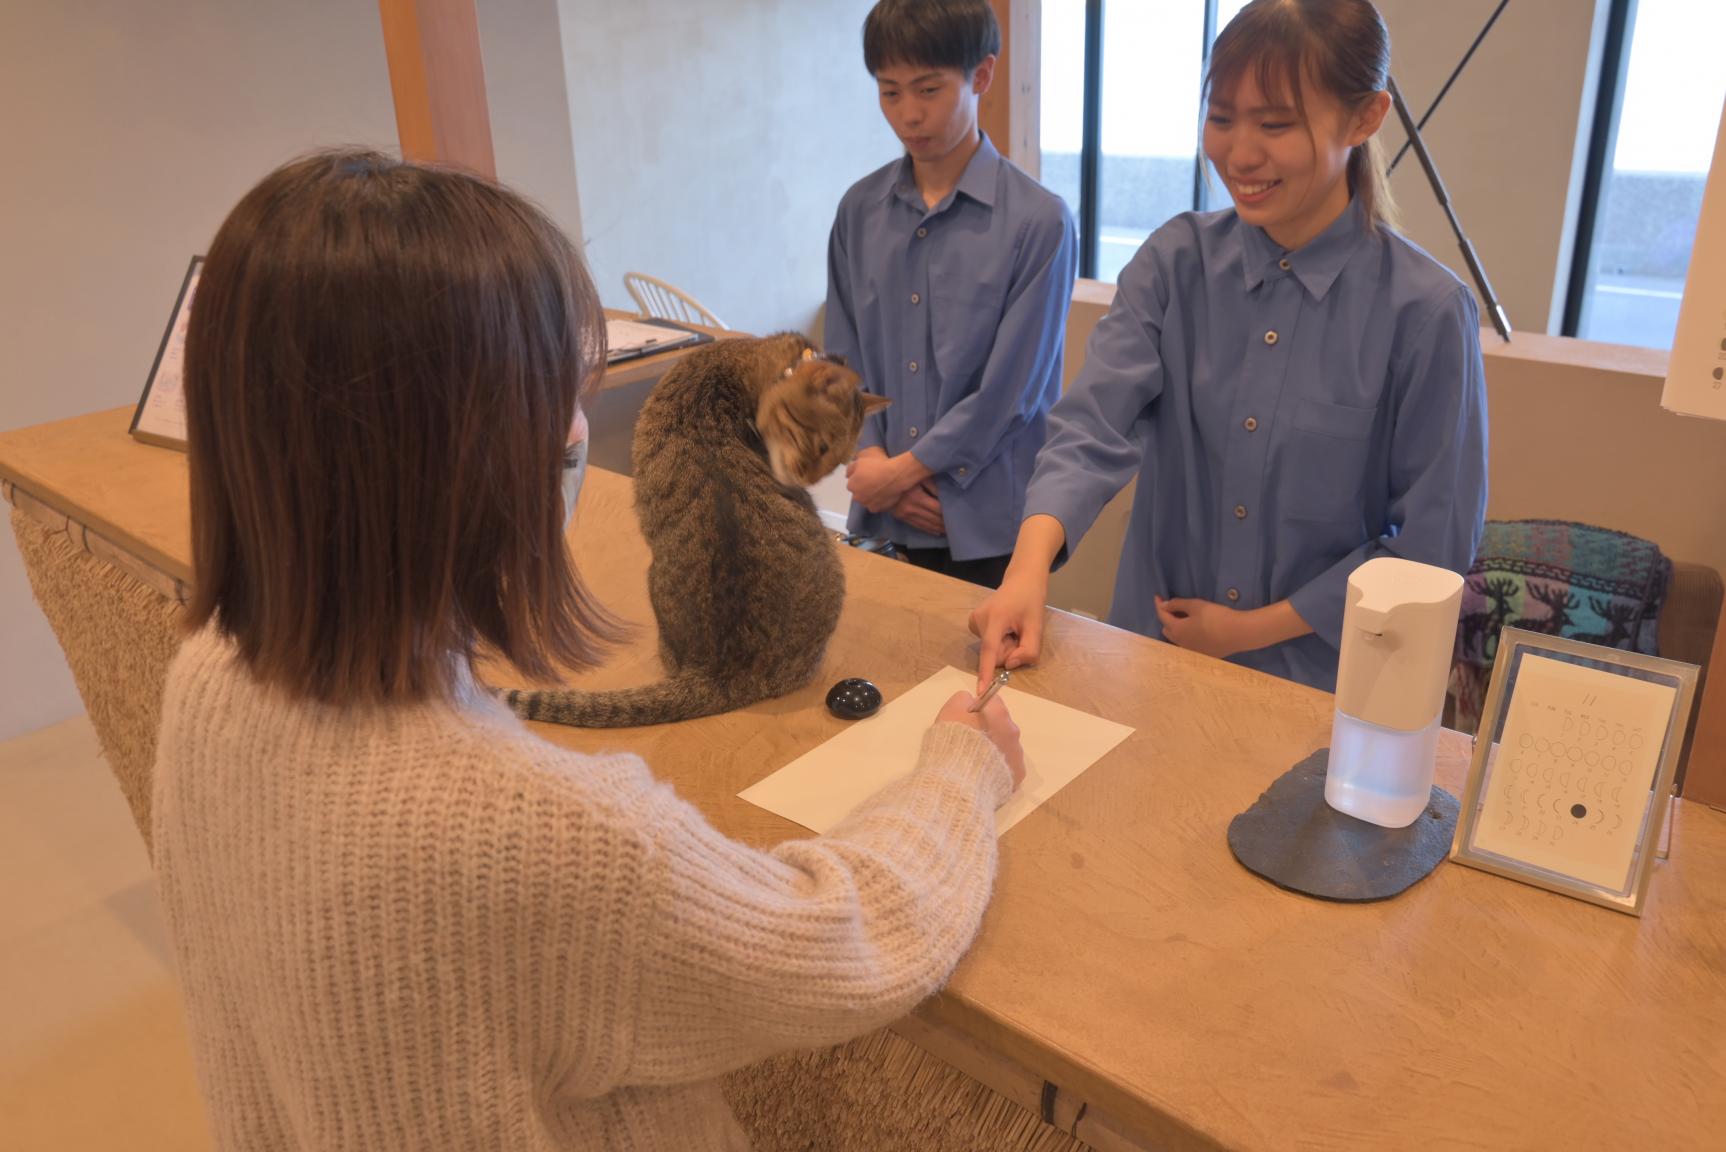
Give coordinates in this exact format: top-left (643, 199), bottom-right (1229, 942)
top-left (1450, 627), bottom-right (1699, 916)
top-left (129, 255), bottom-right (204, 451)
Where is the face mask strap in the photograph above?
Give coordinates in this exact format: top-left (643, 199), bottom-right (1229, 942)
top-left (561, 438), bottom-right (589, 529)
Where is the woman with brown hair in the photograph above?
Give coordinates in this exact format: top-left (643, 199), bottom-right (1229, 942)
top-left (153, 149), bottom-right (1022, 1150)
top-left (972, 0), bottom-right (1489, 694)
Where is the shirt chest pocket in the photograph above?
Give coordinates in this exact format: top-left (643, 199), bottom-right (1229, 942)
top-left (930, 270), bottom-right (1006, 383)
top-left (1281, 397), bottom-right (1381, 521)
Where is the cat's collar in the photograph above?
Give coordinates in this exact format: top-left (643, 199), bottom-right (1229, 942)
top-left (782, 347), bottom-right (848, 378)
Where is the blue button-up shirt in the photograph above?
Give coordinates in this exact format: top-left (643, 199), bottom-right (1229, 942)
top-left (1025, 201), bottom-right (1488, 691)
top-left (825, 133), bottom-right (1078, 560)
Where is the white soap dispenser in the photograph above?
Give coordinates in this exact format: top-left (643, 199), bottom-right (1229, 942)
top-left (1324, 557), bottom-right (1465, 828)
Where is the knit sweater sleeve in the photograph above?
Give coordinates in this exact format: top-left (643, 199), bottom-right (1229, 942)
top-left (622, 722), bottom-right (1011, 1084)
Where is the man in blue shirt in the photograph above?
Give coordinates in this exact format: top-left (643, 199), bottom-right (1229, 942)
top-left (826, 0), bottom-right (1078, 588)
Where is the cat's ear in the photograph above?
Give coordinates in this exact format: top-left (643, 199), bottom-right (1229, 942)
top-left (860, 392), bottom-right (892, 415)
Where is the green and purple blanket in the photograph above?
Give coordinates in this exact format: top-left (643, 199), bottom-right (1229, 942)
top-left (1450, 519), bottom-right (1671, 732)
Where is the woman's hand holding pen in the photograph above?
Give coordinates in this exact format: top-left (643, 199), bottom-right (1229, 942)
top-left (935, 690), bottom-right (1025, 793)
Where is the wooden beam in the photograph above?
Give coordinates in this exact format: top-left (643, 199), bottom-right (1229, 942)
top-left (378, 0), bottom-right (495, 177)
top-left (979, 0), bottom-right (1042, 176)
top-left (1683, 612), bottom-right (1726, 808)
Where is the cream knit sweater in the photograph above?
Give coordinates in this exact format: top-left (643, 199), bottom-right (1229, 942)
top-left (151, 628), bottom-right (1011, 1150)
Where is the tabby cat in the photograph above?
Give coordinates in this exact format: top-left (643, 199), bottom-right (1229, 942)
top-left (507, 332), bottom-right (888, 727)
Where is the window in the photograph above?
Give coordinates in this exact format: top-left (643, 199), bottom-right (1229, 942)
top-left (1039, 0), bottom-right (1086, 228)
top-left (1565, 0), bottom-right (1726, 349)
top-left (1041, 0), bottom-right (1251, 281)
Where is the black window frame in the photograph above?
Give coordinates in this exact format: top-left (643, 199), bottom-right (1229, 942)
top-left (1559, 0), bottom-right (1637, 338)
top-left (1069, 0), bottom-right (1231, 281)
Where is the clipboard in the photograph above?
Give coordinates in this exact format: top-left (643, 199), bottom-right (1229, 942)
top-left (604, 316), bottom-right (712, 365)
top-left (129, 255), bottom-right (204, 451)
top-left (127, 269), bottom-right (710, 452)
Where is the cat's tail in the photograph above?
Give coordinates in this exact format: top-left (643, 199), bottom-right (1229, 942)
top-left (503, 671), bottom-right (747, 729)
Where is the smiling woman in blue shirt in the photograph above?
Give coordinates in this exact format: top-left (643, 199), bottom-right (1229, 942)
top-left (971, 0), bottom-right (1488, 693)
top-left (826, 0), bottom-right (1079, 589)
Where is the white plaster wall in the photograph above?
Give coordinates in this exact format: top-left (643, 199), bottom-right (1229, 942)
top-left (0, 0), bottom-right (616, 742)
top-left (480, 0), bottom-right (588, 245)
top-left (555, 0), bottom-right (902, 337)
top-left (0, 0), bottom-right (400, 742)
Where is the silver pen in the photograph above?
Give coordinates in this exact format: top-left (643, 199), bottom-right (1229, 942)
top-left (969, 668), bottom-right (1010, 712)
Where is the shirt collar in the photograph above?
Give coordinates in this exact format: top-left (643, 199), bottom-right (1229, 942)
top-left (955, 131), bottom-right (1001, 208)
top-left (887, 131), bottom-right (1001, 212)
top-left (1239, 197), bottom-right (1369, 301)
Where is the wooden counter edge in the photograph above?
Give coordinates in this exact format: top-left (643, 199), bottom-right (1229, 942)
top-left (903, 993), bottom-right (1229, 1152)
top-left (2, 469), bottom-right (192, 595)
top-left (892, 1006), bottom-right (1214, 1152)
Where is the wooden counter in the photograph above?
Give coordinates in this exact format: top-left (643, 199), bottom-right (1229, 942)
top-left (3, 408), bottom-right (1723, 1151)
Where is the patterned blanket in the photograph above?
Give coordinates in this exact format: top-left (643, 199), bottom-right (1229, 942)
top-left (1449, 519), bottom-right (1671, 733)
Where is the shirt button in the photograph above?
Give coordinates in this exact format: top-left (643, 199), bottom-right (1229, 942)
top-left (909, 360), bottom-right (919, 373)
top-left (1279, 258), bottom-right (1291, 271)
top-left (908, 426), bottom-right (919, 438)
top-left (910, 292), bottom-right (921, 305)
top-left (1243, 416), bottom-right (1259, 432)
top-left (916, 227), bottom-right (928, 238)
top-left (1234, 504), bottom-right (1248, 520)
top-left (957, 466), bottom-right (968, 477)
top-left (1226, 588), bottom-right (1241, 602)
top-left (1264, 330), bottom-right (1279, 345)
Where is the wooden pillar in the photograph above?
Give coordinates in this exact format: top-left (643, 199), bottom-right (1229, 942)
top-left (979, 0), bottom-right (1042, 176)
top-left (1683, 617), bottom-right (1726, 808)
top-left (378, 0), bottom-right (496, 177)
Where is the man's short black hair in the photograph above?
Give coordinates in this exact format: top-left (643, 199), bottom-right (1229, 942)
top-left (863, 0), bottom-right (1001, 77)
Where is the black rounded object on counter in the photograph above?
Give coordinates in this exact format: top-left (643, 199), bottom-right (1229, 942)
top-left (1227, 749), bottom-right (1459, 902)
top-left (825, 678), bottom-right (883, 720)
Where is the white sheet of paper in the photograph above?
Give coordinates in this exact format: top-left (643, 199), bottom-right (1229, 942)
top-left (1472, 654), bottom-right (1676, 892)
top-left (739, 666), bottom-right (1134, 836)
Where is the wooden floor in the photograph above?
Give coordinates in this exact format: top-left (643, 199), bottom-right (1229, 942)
top-left (0, 715), bottom-right (211, 1151)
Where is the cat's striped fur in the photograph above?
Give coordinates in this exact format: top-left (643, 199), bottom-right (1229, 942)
top-left (506, 332), bottom-right (887, 727)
